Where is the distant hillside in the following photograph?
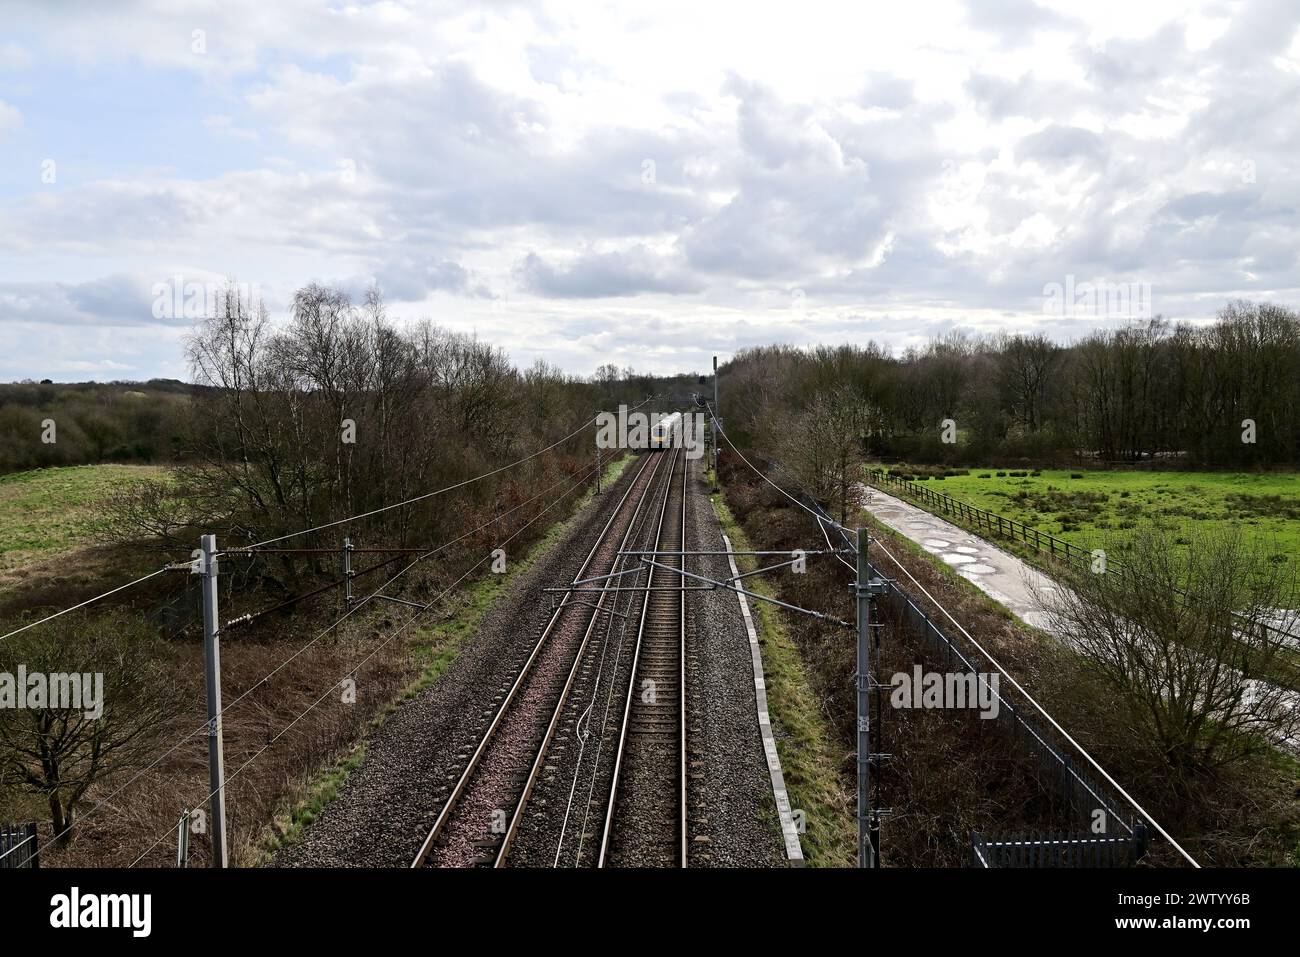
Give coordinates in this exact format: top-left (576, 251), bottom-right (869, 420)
top-left (0, 380), bottom-right (203, 474)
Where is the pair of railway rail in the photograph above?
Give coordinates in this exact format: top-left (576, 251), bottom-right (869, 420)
top-left (411, 447), bottom-right (690, 868)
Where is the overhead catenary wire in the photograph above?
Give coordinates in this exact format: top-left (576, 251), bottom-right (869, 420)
top-left (0, 565), bottom-right (173, 645)
top-left (2, 398), bottom-right (654, 648)
top-left (705, 400), bottom-right (857, 574)
top-left (5, 454), bottom-right (612, 863)
top-left (817, 508), bottom-right (858, 575)
top-left (705, 403), bottom-right (1198, 867)
top-left (705, 402), bottom-right (856, 537)
top-left (234, 397), bottom-right (653, 553)
top-left (219, 552), bottom-right (407, 631)
top-left (126, 446), bottom-right (611, 867)
top-left (222, 459), bottom-right (602, 632)
top-left (867, 532), bottom-right (1200, 868)
top-left (226, 434), bottom-right (631, 631)
top-left (558, 451), bottom-right (675, 864)
top-left (4, 397), bottom-right (653, 861)
top-left (0, 831), bottom-right (36, 862)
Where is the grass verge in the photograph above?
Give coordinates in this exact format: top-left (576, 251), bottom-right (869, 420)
top-left (711, 491), bottom-right (856, 867)
top-left (864, 470), bottom-right (1300, 690)
top-left (873, 465), bottom-right (1300, 579)
top-left (855, 499), bottom-right (1300, 867)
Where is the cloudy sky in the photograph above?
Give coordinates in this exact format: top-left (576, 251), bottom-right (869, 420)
top-left (1, 0), bottom-right (1298, 381)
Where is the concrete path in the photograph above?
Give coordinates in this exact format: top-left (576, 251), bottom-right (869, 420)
top-left (859, 484), bottom-right (1062, 634)
top-left (859, 482), bottom-right (1300, 751)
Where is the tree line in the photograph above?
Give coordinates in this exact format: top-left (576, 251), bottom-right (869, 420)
top-left (0, 380), bottom-right (197, 474)
top-left (97, 283), bottom-right (653, 568)
top-left (722, 300), bottom-right (1300, 476)
top-left (2, 282), bottom-right (650, 842)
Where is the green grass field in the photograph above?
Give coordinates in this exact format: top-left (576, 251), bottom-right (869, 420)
top-left (0, 464), bottom-right (169, 574)
top-left (876, 466), bottom-right (1300, 578)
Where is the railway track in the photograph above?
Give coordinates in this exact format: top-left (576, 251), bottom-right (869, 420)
top-left (598, 446), bottom-right (688, 867)
top-left (411, 450), bottom-right (670, 868)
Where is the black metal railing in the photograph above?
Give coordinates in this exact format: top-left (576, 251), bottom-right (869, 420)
top-left (863, 467), bottom-right (1297, 649)
top-left (864, 468), bottom-right (1097, 566)
top-left (874, 570), bottom-right (1142, 841)
top-left (792, 491), bottom-right (1151, 865)
top-left (972, 828), bottom-right (1147, 868)
top-left (0, 823), bottom-right (39, 869)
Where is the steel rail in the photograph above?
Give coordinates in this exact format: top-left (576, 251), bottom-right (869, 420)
top-left (410, 450), bottom-right (664, 868)
top-left (492, 451), bottom-right (677, 866)
top-left (597, 446), bottom-right (688, 867)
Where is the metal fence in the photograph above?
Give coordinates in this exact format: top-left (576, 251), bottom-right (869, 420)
top-left (876, 577), bottom-right (1141, 839)
top-left (863, 467), bottom-right (1296, 648)
top-left (792, 490), bottom-right (1153, 865)
top-left (972, 828), bottom-right (1147, 868)
top-left (865, 468), bottom-right (1108, 567)
top-left (0, 823), bottom-right (39, 869)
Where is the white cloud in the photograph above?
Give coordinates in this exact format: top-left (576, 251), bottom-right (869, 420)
top-left (0, 42), bottom-right (32, 71)
top-left (0, 99), bottom-right (21, 139)
top-left (1, 0), bottom-right (1299, 378)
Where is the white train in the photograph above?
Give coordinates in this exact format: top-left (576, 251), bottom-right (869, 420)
top-left (649, 411), bottom-right (683, 450)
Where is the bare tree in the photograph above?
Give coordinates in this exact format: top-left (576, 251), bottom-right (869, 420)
top-left (1039, 526), bottom-right (1298, 784)
top-left (594, 362), bottom-right (620, 393)
top-left (0, 612), bottom-right (186, 843)
top-left (996, 332), bottom-right (1059, 433)
top-left (763, 386), bottom-right (873, 525)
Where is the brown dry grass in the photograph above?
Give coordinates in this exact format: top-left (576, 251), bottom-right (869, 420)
top-left (720, 451), bottom-right (1300, 867)
top-left (1, 461), bottom-right (606, 868)
top-left (16, 572), bottom-right (443, 867)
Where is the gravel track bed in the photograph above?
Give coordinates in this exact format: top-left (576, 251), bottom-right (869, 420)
top-left (680, 459), bottom-right (788, 866)
top-left (275, 450), bottom-right (786, 868)
top-left (273, 457), bottom-right (650, 868)
top-left (509, 454), bottom-right (788, 867)
top-left (424, 455), bottom-right (663, 867)
top-left (504, 456), bottom-right (672, 866)
top-left (605, 450), bottom-right (685, 866)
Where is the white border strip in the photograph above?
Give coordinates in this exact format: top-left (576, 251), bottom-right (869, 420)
top-left (722, 532), bottom-right (805, 865)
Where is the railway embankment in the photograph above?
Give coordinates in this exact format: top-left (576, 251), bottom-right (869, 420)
top-left (272, 456), bottom-right (640, 866)
top-left (275, 449), bottom-right (791, 867)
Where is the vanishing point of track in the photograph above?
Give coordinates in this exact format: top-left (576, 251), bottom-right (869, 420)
top-left (412, 450), bottom-right (671, 867)
top-left (598, 445), bottom-right (688, 867)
